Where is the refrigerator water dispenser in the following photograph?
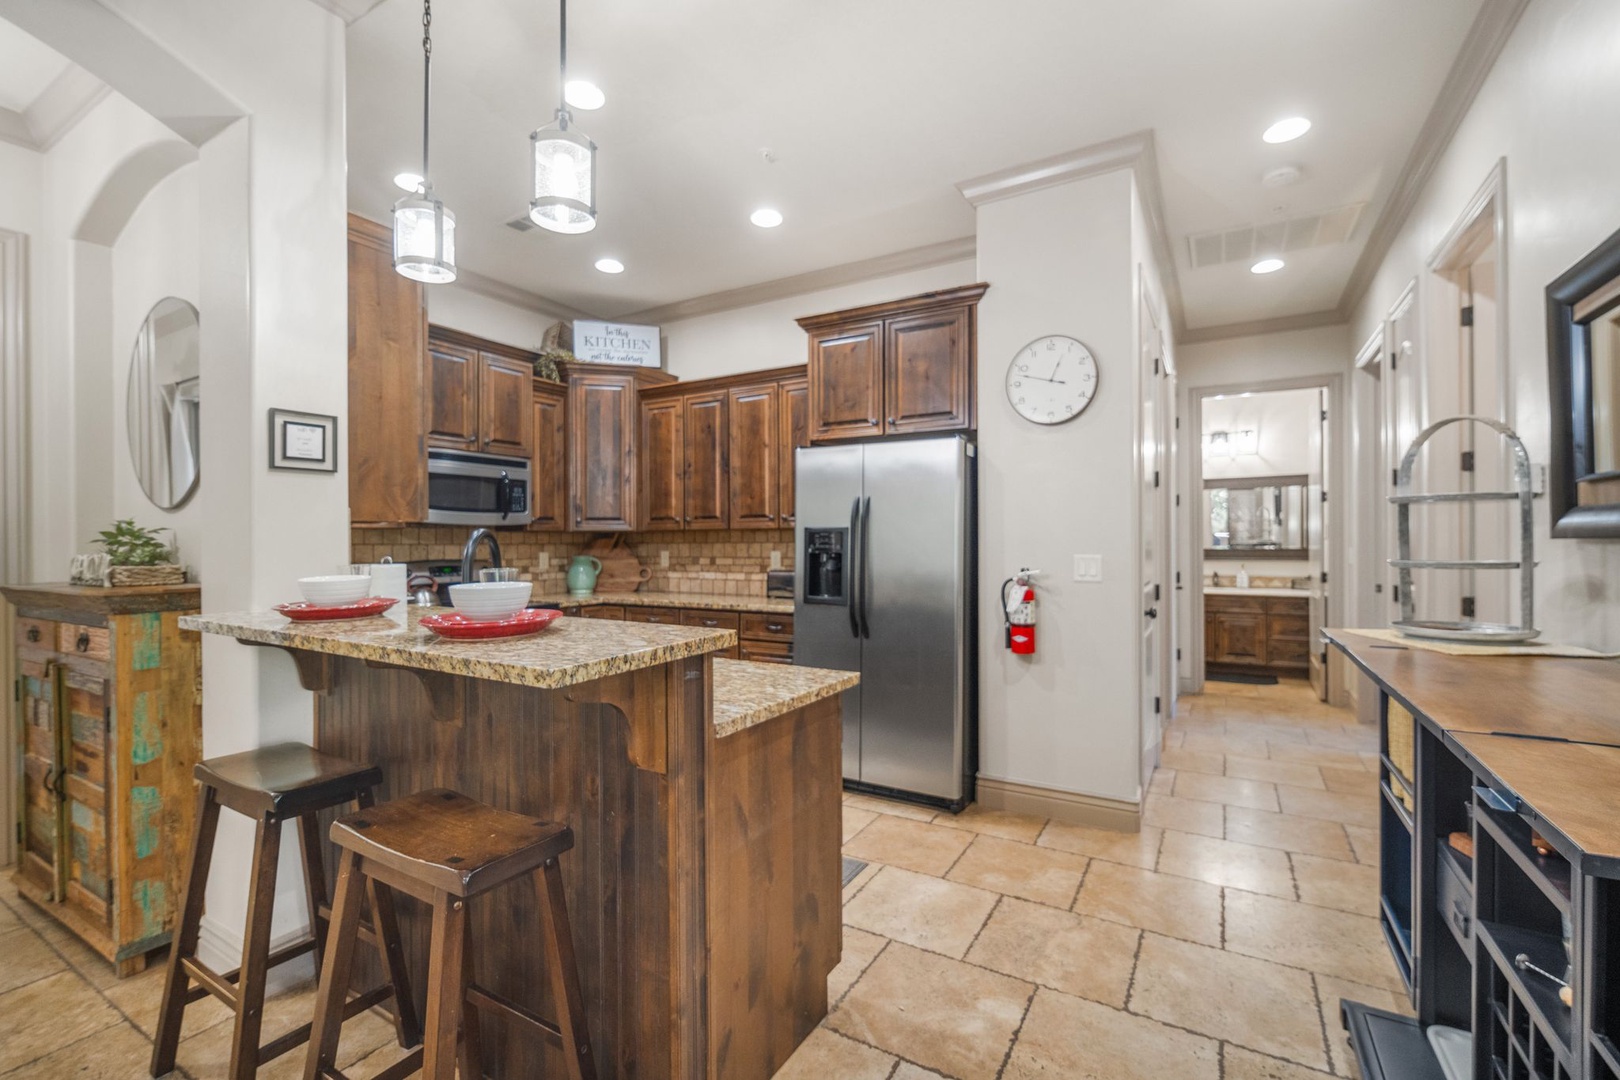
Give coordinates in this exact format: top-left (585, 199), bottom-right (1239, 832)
top-left (802, 528), bottom-right (847, 603)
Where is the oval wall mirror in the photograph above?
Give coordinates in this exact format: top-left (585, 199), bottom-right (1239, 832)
top-left (126, 296), bottom-right (200, 509)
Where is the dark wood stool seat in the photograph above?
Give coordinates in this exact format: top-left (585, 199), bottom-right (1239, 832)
top-left (151, 744), bottom-right (420, 1080)
top-left (304, 789), bottom-right (596, 1080)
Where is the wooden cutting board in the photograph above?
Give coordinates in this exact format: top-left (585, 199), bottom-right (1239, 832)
top-left (582, 535), bottom-right (651, 593)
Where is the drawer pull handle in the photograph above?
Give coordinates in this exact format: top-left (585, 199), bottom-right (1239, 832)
top-left (765, 622), bottom-right (784, 632)
top-left (1452, 900), bottom-right (1470, 934)
top-left (76, 632), bottom-right (91, 653)
top-left (26, 626), bottom-right (40, 643)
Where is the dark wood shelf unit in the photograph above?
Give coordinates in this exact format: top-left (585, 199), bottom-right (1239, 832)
top-left (1590, 880), bottom-right (1620, 1079)
top-left (1477, 920), bottom-right (1576, 1078)
top-left (1474, 799), bottom-right (1574, 916)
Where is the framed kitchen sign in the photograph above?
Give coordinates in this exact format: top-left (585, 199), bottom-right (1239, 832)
top-left (269, 408), bottom-right (338, 472)
top-left (572, 319), bottom-right (662, 368)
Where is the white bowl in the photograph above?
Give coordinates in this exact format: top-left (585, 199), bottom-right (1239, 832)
top-left (297, 575), bottom-right (372, 604)
top-left (448, 581), bottom-right (533, 622)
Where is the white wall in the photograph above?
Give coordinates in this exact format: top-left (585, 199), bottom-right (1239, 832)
top-left (661, 259), bottom-right (978, 380)
top-left (975, 168), bottom-right (1143, 806)
top-left (1202, 388), bottom-right (1320, 481)
top-left (427, 280), bottom-right (555, 353)
top-left (1348, 0), bottom-right (1620, 651)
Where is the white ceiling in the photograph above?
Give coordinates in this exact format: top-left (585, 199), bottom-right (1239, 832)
top-left (353, 0), bottom-right (1482, 331)
top-left (0, 16), bottom-right (68, 113)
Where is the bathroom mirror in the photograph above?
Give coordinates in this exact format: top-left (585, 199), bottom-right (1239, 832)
top-left (1548, 224), bottom-right (1620, 537)
top-left (126, 297), bottom-right (200, 509)
top-left (1203, 474), bottom-right (1307, 558)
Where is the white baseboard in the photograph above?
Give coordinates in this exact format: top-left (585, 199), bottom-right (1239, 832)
top-left (197, 914), bottom-right (317, 996)
top-left (976, 775), bottom-right (1140, 832)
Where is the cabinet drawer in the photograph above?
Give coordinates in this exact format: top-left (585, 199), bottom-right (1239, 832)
top-left (580, 605), bottom-right (626, 621)
top-left (739, 638), bottom-right (793, 664)
top-left (1205, 594), bottom-right (1265, 613)
top-left (681, 609), bottom-right (741, 631)
top-left (1268, 638), bottom-right (1310, 665)
top-left (1436, 846), bottom-right (1473, 952)
top-left (624, 606), bottom-right (680, 625)
top-left (1264, 597), bottom-right (1310, 617)
top-left (16, 617), bottom-right (56, 650)
top-left (57, 624), bottom-right (110, 661)
top-left (1269, 614), bottom-right (1309, 640)
top-left (740, 613), bottom-right (794, 640)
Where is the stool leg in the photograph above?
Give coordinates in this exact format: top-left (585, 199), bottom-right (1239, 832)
top-left (422, 891), bottom-right (467, 1080)
top-left (151, 784), bottom-right (221, 1076)
top-left (355, 787), bottom-right (423, 1050)
top-left (457, 914), bottom-right (483, 1080)
top-left (538, 858), bottom-right (597, 1080)
top-left (228, 814), bottom-right (282, 1080)
top-left (303, 849), bottom-right (365, 1080)
top-left (295, 811), bottom-right (329, 976)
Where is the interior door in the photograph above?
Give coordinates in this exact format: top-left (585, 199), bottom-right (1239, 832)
top-left (1139, 308), bottom-right (1165, 781)
top-left (1385, 290), bottom-right (1423, 623)
top-left (1308, 388), bottom-right (1328, 701)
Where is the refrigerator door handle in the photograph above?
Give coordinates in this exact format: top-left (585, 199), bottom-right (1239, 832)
top-left (859, 495), bottom-right (872, 639)
top-left (848, 497), bottom-right (862, 639)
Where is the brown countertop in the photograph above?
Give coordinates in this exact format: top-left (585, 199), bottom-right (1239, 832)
top-left (1450, 732), bottom-right (1620, 866)
top-left (532, 591), bottom-right (795, 616)
top-left (180, 606), bottom-right (733, 689)
top-left (711, 659), bottom-right (858, 738)
top-left (3, 581), bottom-right (202, 617)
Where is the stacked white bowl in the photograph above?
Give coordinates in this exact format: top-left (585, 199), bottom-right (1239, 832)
top-left (297, 575), bottom-right (372, 604)
top-left (447, 581), bottom-right (533, 621)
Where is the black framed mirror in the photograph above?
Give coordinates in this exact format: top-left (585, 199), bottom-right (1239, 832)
top-left (1202, 474), bottom-right (1309, 559)
top-left (1548, 224), bottom-right (1620, 537)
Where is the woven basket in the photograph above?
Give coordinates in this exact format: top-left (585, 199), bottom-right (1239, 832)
top-left (106, 564), bottom-right (186, 587)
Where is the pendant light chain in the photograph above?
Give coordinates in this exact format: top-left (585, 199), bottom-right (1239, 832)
top-left (421, 0), bottom-right (433, 178)
top-left (557, 0), bottom-right (569, 130)
top-left (393, 0), bottom-right (457, 282)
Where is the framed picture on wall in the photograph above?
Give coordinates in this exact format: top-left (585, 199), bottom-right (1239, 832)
top-left (269, 408), bottom-right (338, 472)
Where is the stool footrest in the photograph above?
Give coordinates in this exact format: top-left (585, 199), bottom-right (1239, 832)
top-left (321, 1045), bottom-right (423, 1080)
top-left (255, 982), bottom-right (399, 1066)
top-left (180, 936), bottom-right (319, 1007)
top-left (467, 980), bottom-right (564, 1047)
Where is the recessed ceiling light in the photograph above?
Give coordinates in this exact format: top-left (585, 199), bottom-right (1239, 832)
top-left (565, 80), bottom-right (605, 111)
top-left (393, 171), bottom-right (425, 193)
top-left (1251, 257), bottom-right (1286, 274)
top-left (594, 257), bottom-right (624, 274)
top-left (1262, 117), bottom-right (1312, 144)
top-left (750, 208), bottom-right (784, 228)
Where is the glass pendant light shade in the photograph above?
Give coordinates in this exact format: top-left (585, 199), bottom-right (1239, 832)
top-left (393, 187), bottom-right (457, 283)
top-left (529, 115), bottom-right (597, 234)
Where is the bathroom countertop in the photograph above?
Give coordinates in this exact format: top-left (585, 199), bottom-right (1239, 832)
top-left (1203, 586), bottom-right (1317, 599)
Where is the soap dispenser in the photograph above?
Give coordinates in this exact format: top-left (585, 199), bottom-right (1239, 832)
top-left (1236, 564), bottom-right (1249, 589)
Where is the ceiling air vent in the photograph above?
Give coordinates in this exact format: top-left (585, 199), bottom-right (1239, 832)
top-left (506, 215), bottom-right (537, 232)
top-left (1186, 203), bottom-right (1366, 269)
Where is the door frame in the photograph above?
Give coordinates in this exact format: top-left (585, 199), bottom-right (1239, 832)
top-left (1137, 272), bottom-right (1174, 787)
top-left (1183, 372), bottom-right (1348, 704)
top-left (0, 227), bottom-right (27, 867)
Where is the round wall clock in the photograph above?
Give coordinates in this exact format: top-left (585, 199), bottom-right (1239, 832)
top-left (1005, 335), bottom-right (1098, 424)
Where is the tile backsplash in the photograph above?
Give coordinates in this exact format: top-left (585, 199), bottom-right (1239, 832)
top-left (351, 526), bottom-right (794, 597)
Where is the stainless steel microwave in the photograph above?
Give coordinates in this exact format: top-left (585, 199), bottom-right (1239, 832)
top-left (426, 448), bottom-right (531, 526)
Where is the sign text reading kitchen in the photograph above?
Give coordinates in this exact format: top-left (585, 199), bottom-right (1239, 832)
top-left (573, 320), bottom-right (661, 368)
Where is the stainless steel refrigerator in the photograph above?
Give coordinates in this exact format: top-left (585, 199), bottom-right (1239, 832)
top-left (794, 435), bottom-right (976, 809)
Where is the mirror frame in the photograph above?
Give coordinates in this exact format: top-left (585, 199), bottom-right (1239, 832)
top-left (1202, 473), bottom-right (1310, 560)
top-left (1547, 223), bottom-right (1620, 538)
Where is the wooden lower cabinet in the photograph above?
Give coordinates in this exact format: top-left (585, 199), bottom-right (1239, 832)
top-left (3, 584), bottom-right (203, 976)
top-left (1204, 593), bottom-right (1310, 675)
top-left (614, 606), bottom-right (793, 662)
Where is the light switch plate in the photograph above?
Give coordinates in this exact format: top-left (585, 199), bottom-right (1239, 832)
top-left (659, 550), bottom-right (670, 568)
top-left (1074, 554), bottom-right (1103, 583)
top-left (536, 552), bottom-right (550, 572)
top-left (769, 549), bottom-right (783, 570)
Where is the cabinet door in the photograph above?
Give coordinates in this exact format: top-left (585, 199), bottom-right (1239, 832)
top-left (884, 305), bottom-right (973, 435)
top-left (808, 322), bottom-right (884, 442)
top-left (17, 649), bottom-right (62, 897)
top-left (640, 396), bottom-right (685, 530)
top-left (683, 391), bottom-right (729, 529)
top-left (347, 219), bottom-right (427, 524)
top-left (778, 377), bottom-right (809, 526)
top-left (426, 340), bottom-right (481, 451)
top-left (479, 353), bottom-right (535, 457)
top-left (568, 373), bottom-right (638, 531)
top-left (1214, 612), bottom-right (1268, 665)
top-left (59, 666), bottom-right (111, 927)
top-left (530, 385), bottom-right (567, 530)
top-left (728, 383), bottom-right (779, 528)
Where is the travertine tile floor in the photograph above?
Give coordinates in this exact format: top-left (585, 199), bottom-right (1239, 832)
top-left (0, 678), bottom-right (1407, 1079)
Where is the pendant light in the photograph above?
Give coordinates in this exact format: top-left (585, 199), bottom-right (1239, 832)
top-left (394, 0), bottom-right (457, 283)
top-left (529, 0), bottom-right (597, 234)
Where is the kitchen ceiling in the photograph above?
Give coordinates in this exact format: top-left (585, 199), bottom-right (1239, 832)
top-left (346, 0), bottom-right (1487, 332)
top-left (0, 17), bottom-right (68, 113)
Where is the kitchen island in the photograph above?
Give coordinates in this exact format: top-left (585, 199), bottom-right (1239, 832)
top-left (181, 608), bottom-right (856, 1080)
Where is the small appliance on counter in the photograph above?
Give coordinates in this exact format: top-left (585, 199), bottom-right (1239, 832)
top-left (405, 561), bottom-right (464, 606)
top-left (766, 570), bottom-right (794, 599)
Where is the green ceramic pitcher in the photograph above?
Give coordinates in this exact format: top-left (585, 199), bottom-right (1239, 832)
top-left (567, 555), bottom-right (602, 597)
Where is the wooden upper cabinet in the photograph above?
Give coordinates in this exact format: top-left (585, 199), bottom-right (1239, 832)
top-left (640, 395), bottom-right (685, 530)
top-left (797, 283), bottom-right (987, 443)
top-left (426, 340), bottom-right (481, 451)
top-left (479, 353), bottom-right (535, 457)
top-left (347, 215), bottom-right (427, 525)
top-left (568, 371), bottom-right (639, 531)
top-left (778, 377), bottom-right (809, 526)
top-left (530, 383), bottom-right (567, 530)
top-left (728, 383), bottom-right (779, 528)
top-left (885, 305), bottom-right (973, 434)
top-left (684, 391), bottom-right (729, 529)
top-left (805, 322), bottom-right (883, 442)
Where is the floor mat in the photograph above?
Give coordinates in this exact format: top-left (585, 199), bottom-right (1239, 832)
top-left (1208, 671), bottom-right (1279, 685)
top-left (841, 857), bottom-right (868, 887)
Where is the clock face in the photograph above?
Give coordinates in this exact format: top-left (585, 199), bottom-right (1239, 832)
top-left (1005, 336), bottom-right (1098, 425)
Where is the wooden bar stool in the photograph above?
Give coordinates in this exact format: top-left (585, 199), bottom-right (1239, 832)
top-left (151, 743), bottom-right (422, 1080)
top-left (303, 788), bottom-right (596, 1080)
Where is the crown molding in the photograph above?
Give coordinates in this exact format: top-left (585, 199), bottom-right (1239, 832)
top-left (452, 268), bottom-right (594, 324)
top-left (302, 0), bottom-right (391, 24)
top-left (618, 235), bottom-right (977, 326)
top-left (25, 64), bottom-right (110, 152)
top-left (956, 130), bottom-right (1154, 207)
top-left (1178, 308), bottom-right (1346, 346)
top-left (1337, 0), bottom-right (1530, 316)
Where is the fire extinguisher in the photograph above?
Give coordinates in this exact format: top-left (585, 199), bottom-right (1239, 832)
top-left (1002, 569), bottom-right (1040, 656)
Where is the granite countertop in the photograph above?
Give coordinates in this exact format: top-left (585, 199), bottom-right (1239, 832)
top-left (531, 591), bottom-right (795, 615)
top-left (180, 607), bottom-right (734, 689)
top-left (711, 659), bottom-right (858, 738)
top-left (1204, 586), bottom-right (1317, 598)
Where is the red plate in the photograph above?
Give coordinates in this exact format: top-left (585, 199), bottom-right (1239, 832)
top-left (273, 597), bottom-right (399, 621)
top-left (420, 608), bottom-right (564, 639)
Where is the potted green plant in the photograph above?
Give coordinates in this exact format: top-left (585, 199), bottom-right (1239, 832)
top-left (93, 519), bottom-right (186, 586)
